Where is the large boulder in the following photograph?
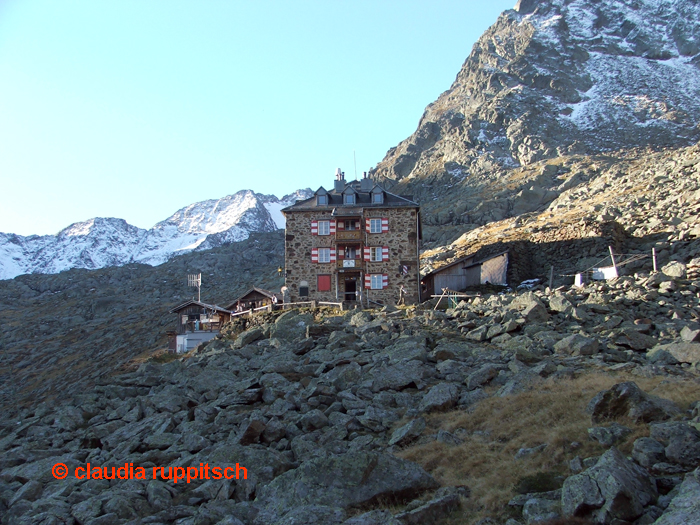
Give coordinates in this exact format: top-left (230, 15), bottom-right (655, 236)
top-left (561, 447), bottom-right (658, 522)
top-left (649, 342), bottom-right (700, 366)
top-left (419, 383), bottom-right (459, 413)
top-left (255, 452), bottom-right (438, 519)
top-left (270, 311), bottom-right (314, 341)
top-left (650, 422), bottom-right (700, 467)
top-left (554, 334), bottom-right (599, 356)
top-left (586, 382), bottom-right (681, 424)
top-left (654, 469), bottom-right (700, 525)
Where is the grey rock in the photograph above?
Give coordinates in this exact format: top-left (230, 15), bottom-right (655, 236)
top-left (561, 447), bottom-right (658, 522)
top-left (632, 437), bottom-right (667, 468)
top-left (342, 509), bottom-right (401, 525)
top-left (554, 334), bottom-right (599, 356)
top-left (466, 365), bottom-right (499, 391)
top-left (651, 342), bottom-right (700, 366)
top-left (255, 452), bottom-right (439, 517)
top-left (654, 469), bottom-right (700, 525)
top-left (586, 381), bottom-right (681, 424)
top-left (419, 383), bottom-right (459, 413)
top-left (587, 423), bottom-right (632, 447)
top-left (522, 497), bottom-right (561, 524)
top-left (389, 418), bottom-right (426, 447)
top-left (662, 261), bottom-right (687, 279)
top-left (650, 422), bottom-right (700, 467)
top-left (394, 492), bottom-right (461, 524)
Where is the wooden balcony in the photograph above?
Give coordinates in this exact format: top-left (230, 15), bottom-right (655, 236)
top-left (337, 259), bottom-right (362, 269)
top-left (335, 230), bottom-right (362, 241)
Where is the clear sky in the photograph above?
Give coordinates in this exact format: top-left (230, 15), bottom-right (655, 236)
top-left (0, 0), bottom-right (514, 236)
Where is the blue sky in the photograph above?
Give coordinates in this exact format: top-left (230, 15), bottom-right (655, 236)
top-left (0, 1), bottom-right (514, 236)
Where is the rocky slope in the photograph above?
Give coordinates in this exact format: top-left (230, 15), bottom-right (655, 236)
top-left (0, 190), bottom-right (311, 280)
top-left (370, 0), bottom-right (700, 246)
top-left (0, 231), bottom-right (285, 410)
top-left (1, 265), bottom-right (699, 524)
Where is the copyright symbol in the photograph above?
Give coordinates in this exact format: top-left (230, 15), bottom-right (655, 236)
top-left (52, 463), bottom-right (68, 479)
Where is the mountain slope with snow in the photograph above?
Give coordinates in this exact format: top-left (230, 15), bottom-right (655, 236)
top-left (0, 189), bottom-right (312, 280)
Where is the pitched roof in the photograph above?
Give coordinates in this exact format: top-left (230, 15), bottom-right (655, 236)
top-left (169, 299), bottom-right (231, 314)
top-left (224, 286), bottom-right (281, 310)
top-left (423, 250), bottom-right (509, 278)
top-left (281, 180), bottom-right (418, 213)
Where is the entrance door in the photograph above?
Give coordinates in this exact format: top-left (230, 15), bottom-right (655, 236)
top-left (344, 277), bottom-right (357, 301)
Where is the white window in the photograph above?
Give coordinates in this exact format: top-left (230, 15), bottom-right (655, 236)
top-left (370, 247), bottom-right (383, 262)
top-left (344, 194), bottom-right (355, 205)
top-left (318, 248), bottom-right (331, 263)
top-left (370, 274), bottom-right (383, 289)
top-left (369, 218), bottom-right (382, 233)
top-left (317, 220), bottom-right (330, 236)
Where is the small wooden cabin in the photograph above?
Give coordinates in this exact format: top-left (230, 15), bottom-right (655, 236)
top-left (168, 300), bottom-right (232, 353)
top-left (422, 251), bottom-right (509, 299)
top-left (225, 287), bottom-right (281, 312)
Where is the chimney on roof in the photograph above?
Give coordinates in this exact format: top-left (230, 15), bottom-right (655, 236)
top-left (334, 168), bottom-right (345, 192)
top-left (360, 171), bottom-right (372, 191)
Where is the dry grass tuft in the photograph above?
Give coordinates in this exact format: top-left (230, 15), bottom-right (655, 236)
top-left (397, 371), bottom-right (700, 524)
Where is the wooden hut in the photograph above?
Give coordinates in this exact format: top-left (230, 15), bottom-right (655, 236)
top-left (224, 287), bottom-right (281, 312)
top-left (168, 300), bottom-right (231, 353)
top-left (421, 251), bottom-right (509, 300)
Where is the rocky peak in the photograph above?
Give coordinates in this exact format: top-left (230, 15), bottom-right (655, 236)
top-left (372, 0), bottom-right (700, 180)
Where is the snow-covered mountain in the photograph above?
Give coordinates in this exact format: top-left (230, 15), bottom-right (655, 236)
top-left (0, 189), bottom-right (312, 280)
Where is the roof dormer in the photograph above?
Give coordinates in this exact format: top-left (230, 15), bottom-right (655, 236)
top-left (342, 186), bottom-right (356, 205)
top-left (315, 187), bottom-right (329, 206)
top-left (370, 185), bottom-right (384, 204)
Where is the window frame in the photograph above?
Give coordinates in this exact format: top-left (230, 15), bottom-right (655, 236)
top-left (317, 248), bottom-right (331, 263)
top-left (372, 192), bottom-right (383, 204)
top-left (344, 193), bottom-right (355, 205)
top-left (317, 194), bottom-right (328, 205)
top-left (370, 274), bottom-right (383, 290)
top-left (369, 218), bottom-right (382, 234)
top-left (317, 220), bottom-right (330, 236)
top-left (369, 246), bottom-right (382, 262)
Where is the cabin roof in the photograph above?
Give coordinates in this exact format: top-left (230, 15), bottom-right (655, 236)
top-left (424, 250), bottom-right (509, 278)
top-left (224, 286), bottom-right (281, 310)
top-left (169, 300), bottom-right (231, 314)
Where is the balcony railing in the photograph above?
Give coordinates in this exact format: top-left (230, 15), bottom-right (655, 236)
top-left (336, 230), bottom-right (362, 241)
top-left (337, 259), bottom-right (362, 269)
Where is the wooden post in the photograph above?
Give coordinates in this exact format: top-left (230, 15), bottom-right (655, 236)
top-left (434, 288), bottom-right (448, 310)
top-left (548, 266), bottom-right (554, 289)
top-left (608, 246), bottom-right (618, 276)
top-left (652, 247), bottom-right (657, 272)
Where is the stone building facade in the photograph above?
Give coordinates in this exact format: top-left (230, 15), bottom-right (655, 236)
top-left (281, 171), bottom-right (421, 306)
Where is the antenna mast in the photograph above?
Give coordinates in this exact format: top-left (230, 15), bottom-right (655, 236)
top-left (188, 273), bottom-right (202, 302)
top-left (353, 150), bottom-right (357, 180)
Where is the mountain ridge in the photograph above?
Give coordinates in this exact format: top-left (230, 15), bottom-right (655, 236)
top-left (0, 188), bottom-right (312, 280)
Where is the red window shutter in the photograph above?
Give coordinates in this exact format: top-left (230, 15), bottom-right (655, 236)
top-left (382, 246), bottom-right (389, 261)
top-left (311, 220), bottom-right (318, 235)
top-left (318, 275), bottom-right (331, 292)
top-left (363, 247), bottom-right (371, 260)
top-left (382, 274), bottom-right (388, 288)
top-left (365, 218), bottom-right (371, 231)
top-left (330, 220), bottom-right (336, 234)
top-left (311, 247), bottom-right (318, 263)
top-left (364, 274), bottom-right (372, 289)
top-left (381, 218), bottom-right (389, 233)
top-left (330, 248), bottom-right (336, 262)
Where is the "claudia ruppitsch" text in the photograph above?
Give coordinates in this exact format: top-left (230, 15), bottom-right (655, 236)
top-left (52, 462), bottom-right (247, 484)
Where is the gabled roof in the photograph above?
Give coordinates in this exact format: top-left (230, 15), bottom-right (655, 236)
top-left (169, 300), bottom-right (231, 314)
top-left (224, 286), bottom-right (281, 310)
top-left (282, 180), bottom-right (418, 213)
top-left (423, 250), bottom-right (509, 278)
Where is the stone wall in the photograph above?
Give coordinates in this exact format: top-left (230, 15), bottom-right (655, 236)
top-left (284, 207), bottom-right (421, 305)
